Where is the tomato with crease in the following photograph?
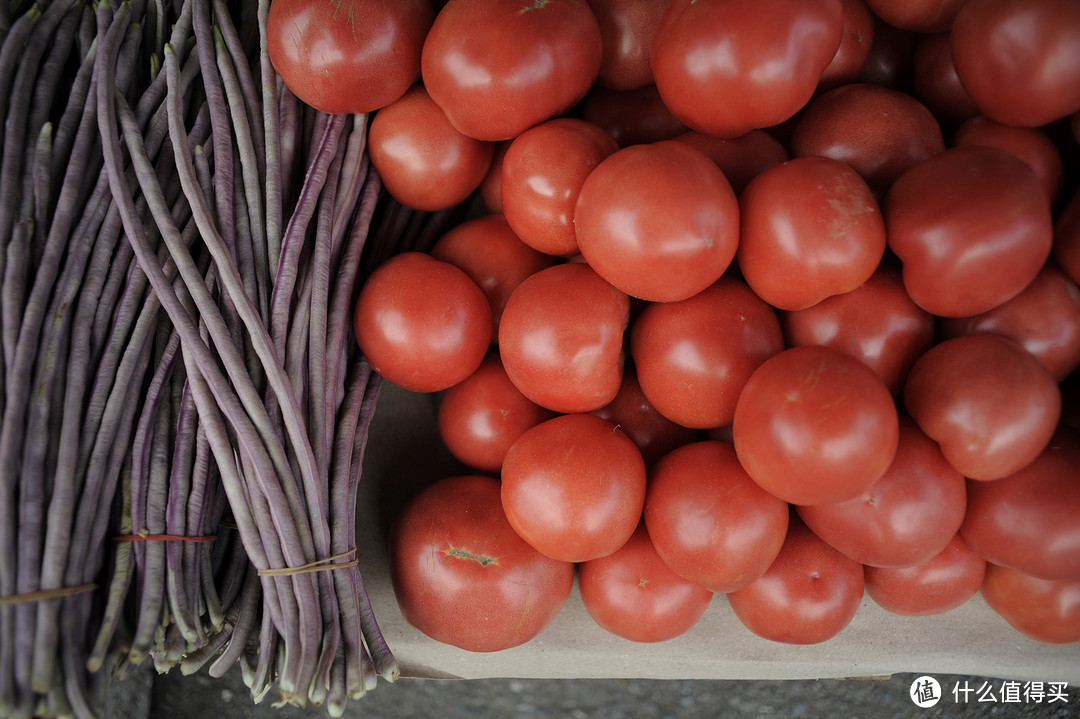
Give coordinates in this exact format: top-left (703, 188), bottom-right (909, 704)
top-left (960, 426), bottom-right (1080, 581)
top-left (904, 334), bottom-right (1061, 482)
top-left (630, 277), bottom-right (784, 430)
top-left (981, 564), bottom-right (1080, 644)
top-left (733, 344), bottom-right (900, 506)
top-left (780, 263), bottom-right (935, 396)
top-left (267, 0), bottom-right (433, 114)
top-left (651, 0), bottom-right (844, 138)
top-left (437, 354), bottom-right (556, 473)
top-left (368, 84), bottom-right (494, 212)
top-left (865, 533), bottom-right (986, 616)
top-left (420, 0), bottom-right (603, 141)
top-left (498, 262), bottom-right (629, 413)
top-left (501, 118), bottom-right (618, 257)
top-left (644, 441), bottom-right (790, 593)
top-left (389, 475), bottom-right (575, 652)
top-left (797, 418), bottom-right (967, 568)
top-left (885, 145), bottom-right (1053, 318)
top-left (354, 252), bottom-right (492, 392)
top-left (501, 414), bottom-right (647, 563)
top-left (574, 140), bottom-right (739, 303)
top-left (579, 522), bottom-right (714, 643)
top-left (430, 214), bottom-right (556, 342)
top-left (737, 155), bottom-right (886, 311)
top-left (727, 518), bottom-right (865, 645)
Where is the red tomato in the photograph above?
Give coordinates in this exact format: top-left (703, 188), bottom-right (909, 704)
top-left (651, 0), bottom-right (844, 138)
top-left (671, 130), bottom-right (790, 196)
top-left (1055, 189), bottom-right (1080, 285)
top-left (574, 141), bottom-right (740, 303)
top-left (733, 345), bottom-right (900, 506)
top-left (586, 0), bottom-right (669, 91)
top-left (429, 214), bottom-right (556, 341)
top-left (389, 475), bottom-right (575, 652)
top-left (911, 32), bottom-right (980, 130)
top-left (981, 564), bottom-right (1080, 644)
top-left (579, 522), bottom-right (714, 643)
top-left (856, 14), bottom-right (917, 88)
top-left (727, 518), bottom-right (865, 645)
top-left (939, 264), bottom-right (1080, 382)
top-left (817, 0), bottom-right (876, 92)
top-left (864, 0), bottom-right (968, 33)
top-left (501, 118), bottom-right (618, 257)
top-left (581, 85), bottom-right (689, 147)
top-left (952, 116), bottom-right (1066, 205)
top-left (737, 156), bottom-right (886, 311)
top-left (354, 252), bottom-right (492, 392)
top-left (960, 426), bottom-right (1080, 581)
top-left (904, 334), bottom-right (1061, 482)
top-left (590, 366), bottom-right (701, 468)
top-left (797, 418), bottom-right (967, 568)
top-left (884, 145), bottom-right (1053, 318)
top-left (780, 263), bottom-right (935, 396)
top-left (629, 277), bottom-right (784, 430)
top-left (501, 413), bottom-right (647, 563)
top-left (498, 262), bottom-right (629, 413)
top-left (437, 353), bottom-right (556, 473)
top-left (951, 0), bottom-right (1080, 128)
top-left (266, 0), bottom-right (433, 114)
top-left (789, 83), bottom-right (945, 200)
top-left (367, 84), bottom-right (494, 212)
top-left (865, 533), bottom-right (986, 616)
top-left (478, 141), bottom-right (512, 213)
top-left (644, 441), bottom-right (790, 593)
top-left (420, 0), bottom-right (602, 141)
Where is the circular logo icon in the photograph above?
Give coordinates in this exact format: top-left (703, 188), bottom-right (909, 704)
top-left (910, 676), bottom-right (942, 708)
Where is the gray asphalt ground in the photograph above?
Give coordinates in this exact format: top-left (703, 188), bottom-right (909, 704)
top-left (140, 668), bottom-right (1077, 719)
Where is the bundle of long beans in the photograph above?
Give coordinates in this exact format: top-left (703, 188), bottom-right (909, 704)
top-left (0, 0), bottom-right (454, 716)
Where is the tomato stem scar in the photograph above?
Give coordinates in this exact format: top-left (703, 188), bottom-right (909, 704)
top-left (446, 547), bottom-right (498, 566)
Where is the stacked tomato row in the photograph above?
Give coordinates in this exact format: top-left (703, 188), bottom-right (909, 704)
top-left (269, 0), bottom-right (1080, 651)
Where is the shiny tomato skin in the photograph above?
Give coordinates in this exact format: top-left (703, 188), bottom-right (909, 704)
top-left (951, 0), bottom-right (1080, 128)
top-left (780, 263), bottom-right (935, 396)
top-left (981, 563), bottom-right (1080, 644)
top-left (586, 0), bottom-right (669, 91)
top-left (389, 475), bottom-right (575, 652)
top-left (354, 252), bottom-right (492, 392)
top-left (501, 413), bottom-right (647, 563)
top-left (884, 145), bottom-right (1053, 318)
top-left (501, 118), bottom-right (618, 257)
top-left (430, 214), bottom-right (556, 341)
top-left (904, 334), bottom-right (1062, 482)
top-left (266, 0), bottom-right (434, 114)
top-left (939, 264), bottom-right (1080, 382)
top-left (420, 0), bottom-right (603, 141)
top-left (952, 116), bottom-right (1066, 205)
top-left (574, 141), bottom-right (740, 303)
top-left (437, 353), bottom-right (556, 473)
top-left (737, 156), bottom-right (886, 311)
top-left (498, 262), bottom-right (629, 413)
top-left (581, 85), bottom-right (689, 147)
top-left (797, 418), bottom-right (967, 568)
top-left (630, 277), bottom-right (785, 430)
top-left (590, 366), bottom-right (701, 468)
top-left (579, 522), bottom-right (714, 643)
top-left (727, 518), bottom-right (865, 645)
top-left (651, 0), bottom-right (844, 138)
top-left (789, 83), bottom-right (945, 200)
top-left (865, 533), bottom-right (986, 616)
top-left (672, 130), bottom-right (789, 196)
top-left (644, 441), bottom-right (790, 593)
top-left (960, 426), bottom-right (1080, 581)
top-left (817, 0), bottom-right (876, 92)
top-left (733, 344), bottom-right (900, 506)
top-left (367, 84), bottom-right (494, 212)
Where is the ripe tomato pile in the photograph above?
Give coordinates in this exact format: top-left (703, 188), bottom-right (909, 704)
top-left (269, 0), bottom-right (1080, 652)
